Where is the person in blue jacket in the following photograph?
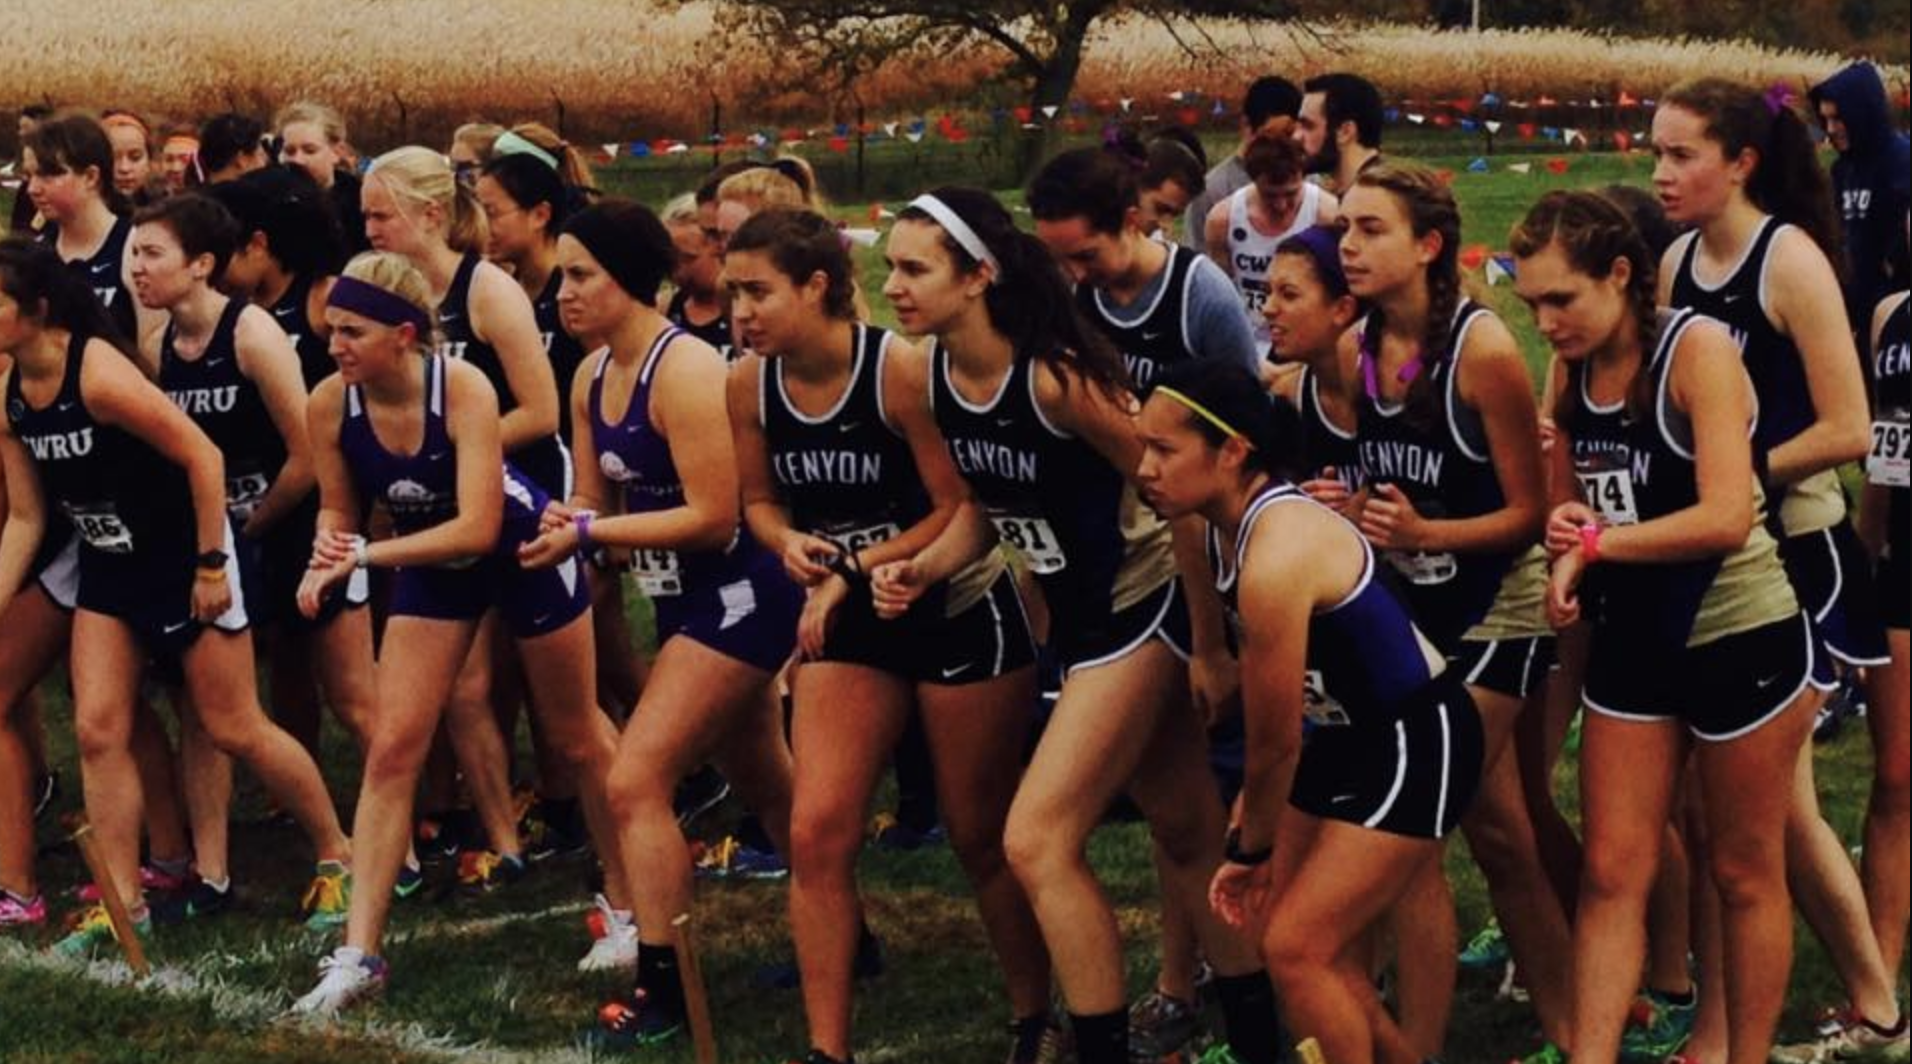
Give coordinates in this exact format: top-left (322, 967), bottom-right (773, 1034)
top-left (1810, 62), bottom-right (1911, 326)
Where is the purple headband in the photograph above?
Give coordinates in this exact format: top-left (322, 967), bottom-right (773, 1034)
top-left (326, 275), bottom-right (433, 338)
top-left (1276, 224), bottom-right (1349, 299)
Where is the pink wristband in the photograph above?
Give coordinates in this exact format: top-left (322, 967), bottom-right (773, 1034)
top-left (1579, 522), bottom-right (1603, 564)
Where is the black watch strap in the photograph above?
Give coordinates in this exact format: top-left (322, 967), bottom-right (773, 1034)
top-left (195, 549), bottom-right (230, 571)
top-left (1224, 825), bottom-right (1272, 867)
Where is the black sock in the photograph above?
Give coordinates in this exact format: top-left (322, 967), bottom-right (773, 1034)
top-left (1651, 985), bottom-right (1696, 1008)
top-left (636, 942), bottom-right (684, 1015)
top-left (1215, 970), bottom-right (1282, 1063)
top-left (1069, 1008), bottom-right (1127, 1064)
top-left (541, 796), bottom-right (583, 834)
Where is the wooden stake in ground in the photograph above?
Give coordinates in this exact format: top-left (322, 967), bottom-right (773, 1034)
top-left (1296, 1037), bottom-right (1329, 1064)
top-left (671, 912), bottom-right (717, 1064)
top-left (67, 818), bottom-right (150, 976)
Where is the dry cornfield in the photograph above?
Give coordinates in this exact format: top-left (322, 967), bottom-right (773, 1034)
top-left (2, 0), bottom-right (1901, 147)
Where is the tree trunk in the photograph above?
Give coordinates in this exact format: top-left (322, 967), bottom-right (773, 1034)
top-left (1015, 4), bottom-right (1099, 179)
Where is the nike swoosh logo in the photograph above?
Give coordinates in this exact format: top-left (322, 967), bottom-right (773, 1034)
top-left (163, 621), bottom-right (193, 634)
top-left (837, 422), bottom-right (861, 433)
top-left (994, 417), bottom-right (1016, 428)
top-left (941, 664), bottom-right (972, 679)
top-left (1330, 794), bottom-right (1358, 804)
top-left (1722, 294), bottom-right (1743, 304)
top-left (1755, 673), bottom-right (1782, 689)
top-left (1140, 331), bottom-right (1166, 341)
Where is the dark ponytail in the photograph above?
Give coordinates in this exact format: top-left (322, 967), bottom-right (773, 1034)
top-left (1151, 357), bottom-right (1301, 481)
top-left (1662, 78), bottom-right (1844, 282)
top-left (0, 237), bottom-right (139, 359)
top-left (899, 186), bottom-right (1131, 398)
top-left (206, 166), bottom-right (345, 277)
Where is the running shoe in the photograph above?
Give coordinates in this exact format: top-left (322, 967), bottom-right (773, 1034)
top-left (1129, 989), bottom-right (1202, 1060)
top-left (587, 989), bottom-right (684, 1049)
top-left (1510, 1043), bottom-right (1568, 1064)
top-left (456, 850), bottom-right (527, 893)
top-left (413, 815), bottom-right (461, 864)
top-left (393, 860), bottom-right (426, 900)
top-left (1772, 1008), bottom-right (1910, 1063)
top-left (577, 893), bottom-right (639, 973)
top-left (291, 946), bottom-right (388, 1016)
top-left (77, 863), bottom-right (191, 903)
top-left (0, 890), bottom-right (47, 928)
top-left (152, 878), bottom-right (233, 924)
top-left (868, 812), bottom-right (948, 852)
top-left (1459, 919), bottom-right (1510, 970)
top-left (301, 861), bottom-right (351, 931)
top-left (694, 835), bottom-right (788, 881)
top-left (1008, 1014), bottom-right (1068, 1064)
top-left (673, 765), bottom-right (732, 830)
top-left (1619, 986), bottom-right (1696, 1062)
top-left (31, 771), bottom-right (58, 822)
top-left (52, 903), bottom-right (150, 959)
top-left (522, 796), bottom-right (591, 864)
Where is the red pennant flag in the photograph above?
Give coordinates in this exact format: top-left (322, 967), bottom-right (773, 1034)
top-left (945, 127), bottom-right (969, 143)
top-left (1178, 107), bottom-right (1201, 126)
top-left (1435, 169), bottom-right (1456, 186)
top-left (1432, 114), bottom-right (1454, 129)
top-left (827, 135), bottom-right (850, 154)
top-left (1618, 91), bottom-right (1639, 108)
top-left (1612, 130), bottom-right (1632, 152)
top-left (1451, 97), bottom-right (1475, 113)
top-left (779, 128), bottom-right (805, 143)
top-left (1518, 123), bottom-right (1538, 140)
top-left (868, 203), bottom-right (886, 223)
top-left (1546, 157), bottom-right (1570, 175)
top-left (1013, 106), bottom-right (1033, 123)
top-left (1460, 245), bottom-right (1489, 271)
top-left (1537, 95), bottom-right (1559, 106)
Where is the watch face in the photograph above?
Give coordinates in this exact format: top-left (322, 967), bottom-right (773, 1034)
top-left (198, 550), bottom-right (230, 568)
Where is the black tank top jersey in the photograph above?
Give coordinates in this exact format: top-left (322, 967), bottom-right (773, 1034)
top-left (1561, 308), bottom-right (1724, 648)
top-left (1077, 242), bottom-right (1200, 392)
top-left (1669, 219), bottom-right (1814, 457)
top-left (268, 273), bottom-right (336, 390)
top-left (666, 288), bottom-right (734, 361)
top-left (6, 332), bottom-right (192, 564)
top-left (436, 251), bottom-right (568, 495)
top-left (1873, 296), bottom-right (1909, 568)
top-left (762, 324), bottom-right (928, 549)
top-left (1295, 365), bottom-right (1364, 490)
top-left (930, 343), bottom-right (1128, 620)
top-left (533, 270), bottom-right (589, 444)
top-left (1353, 300), bottom-right (1515, 652)
top-left (160, 298), bottom-right (287, 523)
top-left (1209, 481), bottom-right (1445, 727)
top-left (41, 218), bottom-right (138, 344)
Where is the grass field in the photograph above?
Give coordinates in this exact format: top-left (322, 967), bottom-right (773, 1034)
top-left (0, 154), bottom-right (1900, 1063)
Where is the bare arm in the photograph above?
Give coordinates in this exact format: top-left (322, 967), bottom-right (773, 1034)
top-left (1205, 200), bottom-right (1234, 276)
top-left (1764, 227), bottom-right (1871, 485)
top-left (0, 384), bottom-right (47, 617)
top-left (234, 306), bottom-right (314, 535)
top-left (730, 353), bottom-right (800, 564)
top-left (304, 378), bottom-right (362, 538)
top-left (470, 260), bottom-right (561, 455)
top-left (566, 349), bottom-right (611, 514)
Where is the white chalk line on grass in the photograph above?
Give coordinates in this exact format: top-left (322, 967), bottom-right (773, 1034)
top-left (0, 927), bottom-right (601, 1063)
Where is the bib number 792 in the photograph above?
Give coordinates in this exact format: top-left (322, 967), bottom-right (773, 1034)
top-left (1869, 415), bottom-right (1910, 488)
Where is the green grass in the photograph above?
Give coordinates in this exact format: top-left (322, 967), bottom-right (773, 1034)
top-left (0, 152), bottom-right (1894, 1063)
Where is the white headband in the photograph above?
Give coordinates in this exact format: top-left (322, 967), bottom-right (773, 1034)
top-left (906, 194), bottom-right (1001, 281)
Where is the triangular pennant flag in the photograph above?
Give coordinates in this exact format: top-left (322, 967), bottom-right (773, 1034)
top-left (826, 135), bottom-right (850, 154)
top-left (1211, 99), bottom-right (1226, 116)
top-left (1612, 131), bottom-right (1632, 152)
top-left (883, 122), bottom-right (898, 138)
top-left (1518, 122), bottom-right (1538, 139)
top-left (1508, 162), bottom-right (1533, 174)
top-left (601, 143), bottom-right (620, 159)
top-left (1385, 108), bottom-right (1402, 123)
top-left (1468, 157), bottom-right (1491, 173)
top-left (1042, 105), bottom-right (1059, 119)
top-left (665, 143), bottom-right (689, 155)
top-left (1407, 113), bottom-right (1426, 125)
top-left (1546, 157), bottom-right (1571, 174)
top-left (1481, 92), bottom-right (1503, 108)
top-left (1013, 106), bottom-right (1032, 123)
top-left (905, 131), bottom-right (924, 144)
top-left (1538, 95), bottom-right (1558, 106)
top-left (630, 142), bottom-right (651, 158)
top-left (1618, 91), bottom-right (1639, 108)
top-left (1168, 90), bottom-right (1186, 102)
top-left (1563, 128), bottom-right (1583, 146)
top-left (1485, 255), bottom-right (1515, 286)
top-left (1119, 98), bottom-right (1134, 113)
top-left (1485, 120), bottom-right (1503, 134)
top-left (1460, 245), bottom-right (1489, 271)
top-left (1460, 118), bottom-right (1479, 132)
top-left (1435, 168), bottom-right (1457, 186)
top-left (1433, 114), bottom-right (1455, 129)
top-left (1542, 126), bottom-right (1561, 140)
top-left (840, 227), bottom-right (880, 248)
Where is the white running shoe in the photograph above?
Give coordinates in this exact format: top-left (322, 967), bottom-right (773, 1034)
top-left (577, 893), bottom-right (639, 972)
top-left (292, 946), bottom-right (388, 1016)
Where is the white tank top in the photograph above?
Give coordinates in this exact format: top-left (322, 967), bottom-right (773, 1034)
top-left (1226, 182), bottom-right (1323, 358)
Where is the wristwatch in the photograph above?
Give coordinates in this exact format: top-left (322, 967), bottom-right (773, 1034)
top-left (195, 548), bottom-right (230, 571)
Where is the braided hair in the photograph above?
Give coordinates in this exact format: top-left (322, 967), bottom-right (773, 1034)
top-left (1354, 162), bottom-right (1466, 430)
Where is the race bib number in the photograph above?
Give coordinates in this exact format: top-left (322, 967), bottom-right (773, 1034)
top-left (828, 522), bottom-right (901, 555)
top-left (1385, 549), bottom-right (1458, 586)
top-left (631, 548), bottom-right (683, 597)
top-left (66, 503), bottom-right (134, 554)
top-left (1869, 412), bottom-right (1909, 488)
top-left (227, 471), bottom-right (272, 522)
top-left (1302, 669), bottom-right (1353, 728)
top-left (1577, 468), bottom-right (1641, 526)
top-left (992, 515), bottom-right (1067, 574)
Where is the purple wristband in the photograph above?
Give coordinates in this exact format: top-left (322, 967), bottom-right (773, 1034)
top-left (574, 511), bottom-right (595, 551)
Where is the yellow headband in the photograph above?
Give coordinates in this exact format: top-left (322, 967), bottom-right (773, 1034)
top-left (1156, 386), bottom-right (1253, 448)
